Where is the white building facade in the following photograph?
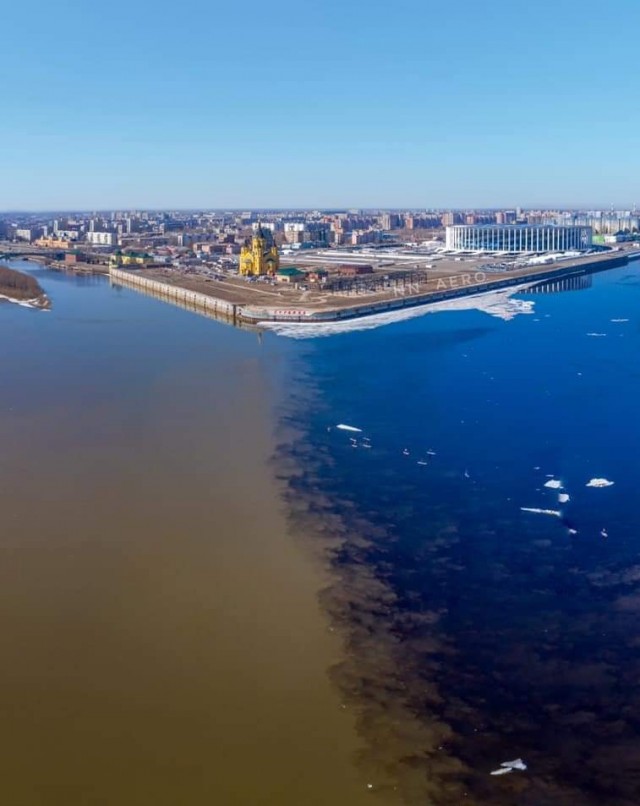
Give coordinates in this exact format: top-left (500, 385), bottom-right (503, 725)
top-left (86, 231), bottom-right (117, 246)
top-left (445, 225), bottom-right (592, 253)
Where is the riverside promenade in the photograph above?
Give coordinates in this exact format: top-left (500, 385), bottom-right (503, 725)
top-left (110, 250), bottom-right (635, 327)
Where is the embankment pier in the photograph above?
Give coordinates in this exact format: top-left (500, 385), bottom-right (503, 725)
top-left (109, 250), bottom-right (635, 327)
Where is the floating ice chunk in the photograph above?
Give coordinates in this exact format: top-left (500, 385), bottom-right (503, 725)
top-left (544, 479), bottom-right (563, 489)
top-left (558, 493), bottom-right (570, 503)
top-left (611, 318), bottom-right (629, 323)
top-left (336, 424), bottom-right (362, 433)
top-left (402, 448), bottom-right (410, 456)
top-left (501, 758), bottom-right (527, 771)
top-left (426, 449), bottom-right (437, 456)
top-left (586, 478), bottom-right (615, 488)
top-left (601, 528), bottom-right (609, 538)
top-left (586, 332), bottom-right (607, 337)
top-left (464, 469), bottom-right (470, 478)
top-left (521, 507), bottom-right (562, 517)
top-left (568, 528), bottom-right (579, 535)
top-left (417, 460), bottom-right (428, 466)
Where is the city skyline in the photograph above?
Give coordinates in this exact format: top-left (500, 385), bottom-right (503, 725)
top-left (3, 0), bottom-right (639, 210)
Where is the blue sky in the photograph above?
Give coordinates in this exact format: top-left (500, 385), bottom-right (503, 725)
top-left (2, 0), bottom-right (639, 210)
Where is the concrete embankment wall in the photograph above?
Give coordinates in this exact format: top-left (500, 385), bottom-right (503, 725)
top-left (240, 253), bottom-right (630, 324)
top-left (109, 268), bottom-right (237, 321)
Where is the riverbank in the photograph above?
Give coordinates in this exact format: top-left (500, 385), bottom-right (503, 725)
top-left (110, 249), bottom-right (632, 327)
top-left (0, 265), bottom-right (50, 309)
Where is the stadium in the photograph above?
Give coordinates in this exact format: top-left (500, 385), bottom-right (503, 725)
top-left (445, 224), bottom-right (592, 253)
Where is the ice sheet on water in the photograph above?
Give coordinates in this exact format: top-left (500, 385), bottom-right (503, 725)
top-left (558, 493), bottom-right (570, 503)
top-left (262, 283), bottom-right (537, 339)
top-left (586, 478), bottom-right (614, 488)
top-left (544, 479), bottom-right (562, 489)
top-left (336, 424), bottom-right (363, 433)
top-left (521, 507), bottom-right (562, 517)
top-left (491, 758), bottom-right (527, 775)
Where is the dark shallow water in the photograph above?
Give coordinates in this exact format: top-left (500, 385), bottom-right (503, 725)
top-left (275, 261), bottom-right (640, 804)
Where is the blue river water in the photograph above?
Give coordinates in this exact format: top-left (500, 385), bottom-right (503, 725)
top-left (3, 259), bottom-right (640, 805)
top-left (276, 261), bottom-right (640, 804)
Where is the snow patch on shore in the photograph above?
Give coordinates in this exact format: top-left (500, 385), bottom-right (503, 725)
top-left (0, 293), bottom-right (49, 310)
top-left (262, 284), bottom-right (536, 339)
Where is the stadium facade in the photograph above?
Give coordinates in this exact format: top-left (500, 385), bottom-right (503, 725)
top-left (445, 225), bottom-right (592, 253)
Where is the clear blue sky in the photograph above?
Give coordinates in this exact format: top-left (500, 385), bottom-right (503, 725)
top-left (2, 0), bottom-right (639, 210)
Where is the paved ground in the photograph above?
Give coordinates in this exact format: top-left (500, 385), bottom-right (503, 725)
top-left (134, 248), bottom-right (636, 313)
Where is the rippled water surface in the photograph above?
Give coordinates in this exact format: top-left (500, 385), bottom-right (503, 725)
top-left (276, 261), bottom-right (640, 804)
top-left (2, 260), bottom-right (640, 805)
top-left (0, 262), bottom-right (371, 806)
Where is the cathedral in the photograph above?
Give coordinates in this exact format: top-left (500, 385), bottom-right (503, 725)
top-left (239, 226), bottom-right (280, 277)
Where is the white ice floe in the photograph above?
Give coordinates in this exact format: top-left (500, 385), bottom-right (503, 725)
top-left (601, 529), bottom-right (609, 538)
top-left (568, 528), bottom-right (578, 535)
top-left (611, 318), bottom-right (629, 323)
top-left (544, 479), bottom-right (563, 489)
top-left (336, 424), bottom-right (362, 433)
top-left (262, 283), bottom-right (537, 339)
top-left (417, 460), bottom-right (428, 466)
top-left (586, 332), bottom-right (607, 337)
top-left (521, 507), bottom-right (562, 517)
top-left (491, 758), bottom-right (527, 776)
top-left (0, 293), bottom-right (48, 309)
top-left (558, 493), bottom-right (570, 504)
top-left (586, 478), bottom-right (615, 488)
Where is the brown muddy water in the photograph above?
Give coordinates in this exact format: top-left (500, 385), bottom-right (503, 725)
top-left (0, 264), bottom-right (376, 806)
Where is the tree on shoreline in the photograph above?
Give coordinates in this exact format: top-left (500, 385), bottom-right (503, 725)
top-left (0, 265), bottom-right (45, 300)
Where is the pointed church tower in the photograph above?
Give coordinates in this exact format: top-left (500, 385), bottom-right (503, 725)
top-left (239, 223), bottom-right (280, 276)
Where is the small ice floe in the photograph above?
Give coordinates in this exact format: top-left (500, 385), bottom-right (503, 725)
top-left (402, 448), bottom-right (410, 456)
top-left (544, 479), bottom-right (563, 489)
top-left (362, 443), bottom-right (372, 449)
top-left (464, 469), bottom-right (470, 479)
top-left (601, 528), bottom-right (609, 538)
top-left (558, 493), bottom-right (570, 504)
top-left (336, 424), bottom-right (362, 433)
top-left (417, 460), bottom-right (428, 466)
top-left (491, 758), bottom-right (527, 776)
top-left (534, 466), bottom-right (541, 470)
top-left (611, 318), bottom-right (629, 323)
top-left (586, 478), bottom-right (615, 488)
top-left (426, 449), bottom-right (437, 456)
top-left (568, 528), bottom-right (579, 535)
top-left (521, 507), bottom-right (561, 517)
top-left (586, 332), bottom-right (607, 337)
